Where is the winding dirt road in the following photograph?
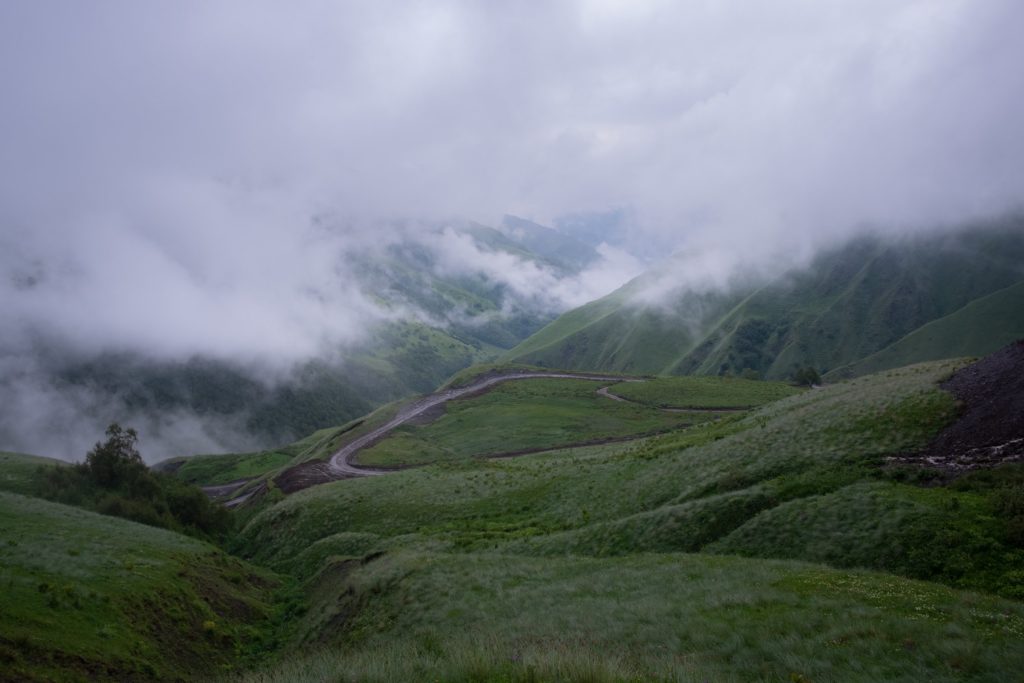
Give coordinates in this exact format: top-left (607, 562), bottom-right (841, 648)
top-left (328, 372), bottom-right (638, 477)
top-left (596, 384), bottom-right (748, 413)
top-left (216, 371), bottom-right (748, 504)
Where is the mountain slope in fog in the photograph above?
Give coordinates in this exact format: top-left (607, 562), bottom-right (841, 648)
top-left (505, 216), bottom-right (1024, 378)
top-left (2, 220), bottom-right (601, 459)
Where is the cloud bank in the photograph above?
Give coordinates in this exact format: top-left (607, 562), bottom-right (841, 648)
top-left (1, 1), bottom-right (1022, 456)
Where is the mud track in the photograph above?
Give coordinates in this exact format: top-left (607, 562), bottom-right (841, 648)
top-left (220, 372), bottom-right (641, 503)
top-left (595, 385), bottom-right (750, 412)
top-left (328, 371), bottom-right (637, 477)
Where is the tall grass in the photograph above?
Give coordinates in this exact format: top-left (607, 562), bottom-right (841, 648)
top-left (234, 550), bottom-right (1024, 683)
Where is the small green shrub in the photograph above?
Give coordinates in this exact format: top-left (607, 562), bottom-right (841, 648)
top-left (34, 424), bottom-right (230, 541)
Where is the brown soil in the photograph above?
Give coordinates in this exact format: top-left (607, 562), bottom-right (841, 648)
top-left (403, 402), bottom-right (446, 426)
top-left (200, 478), bottom-right (253, 498)
top-left (273, 458), bottom-right (410, 494)
top-left (896, 339), bottom-right (1024, 472)
top-left (273, 460), bottom-right (353, 493)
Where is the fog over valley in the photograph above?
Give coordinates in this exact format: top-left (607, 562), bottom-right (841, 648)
top-left (1, 0), bottom-right (1023, 460)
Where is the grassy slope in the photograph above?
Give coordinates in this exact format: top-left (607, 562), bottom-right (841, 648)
top-left (683, 228), bottom-right (1024, 379)
top-left (235, 358), bottom-right (1024, 679)
top-left (500, 283), bottom-right (635, 363)
top-left (166, 450), bottom-right (294, 486)
top-left (239, 359), bottom-right (1024, 603)
top-left (11, 356), bottom-right (1024, 681)
top-left (503, 280), bottom-right (743, 375)
top-left (0, 492), bottom-right (288, 682)
top-left (828, 280), bottom-right (1024, 379)
top-left (609, 376), bottom-right (802, 408)
top-left (240, 361), bottom-right (968, 575)
top-left (0, 452), bottom-right (66, 496)
top-left (245, 551), bottom-right (1024, 683)
top-left (505, 221), bottom-right (1024, 379)
top-left (354, 378), bottom-right (705, 467)
top-left (160, 406), bottom-right (407, 490)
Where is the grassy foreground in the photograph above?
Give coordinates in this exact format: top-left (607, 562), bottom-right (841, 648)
top-left (239, 550), bottom-right (1024, 682)
top-left (7, 358), bottom-right (1024, 680)
top-left (0, 492), bottom-right (290, 682)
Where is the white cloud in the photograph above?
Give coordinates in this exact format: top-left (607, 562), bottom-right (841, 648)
top-left (1, 0), bottom-right (1023, 456)
top-left (428, 227), bottom-right (644, 311)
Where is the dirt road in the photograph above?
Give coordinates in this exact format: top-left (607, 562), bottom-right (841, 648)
top-left (328, 371), bottom-right (637, 477)
top-left (595, 384), bottom-right (748, 412)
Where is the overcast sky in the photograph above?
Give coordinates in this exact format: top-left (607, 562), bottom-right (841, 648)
top-left (1, 0), bottom-right (1023, 359)
top-left (2, 0), bottom-right (1022, 459)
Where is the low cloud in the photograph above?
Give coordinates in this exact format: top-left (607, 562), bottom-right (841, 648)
top-left (429, 227), bottom-right (644, 312)
top-left (0, 214), bottom-right (641, 460)
top-left (3, 2), bottom-right (1021, 253)
top-left (0, 354), bottom-right (264, 462)
top-left (1, 1), bottom-right (1022, 457)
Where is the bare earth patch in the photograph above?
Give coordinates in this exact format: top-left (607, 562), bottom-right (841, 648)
top-left (892, 339), bottom-right (1024, 472)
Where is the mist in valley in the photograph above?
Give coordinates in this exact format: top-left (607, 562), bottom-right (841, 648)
top-left (1, 0), bottom-right (1022, 460)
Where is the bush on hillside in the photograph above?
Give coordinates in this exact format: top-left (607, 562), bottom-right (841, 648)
top-left (35, 423), bottom-right (231, 541)
top-left (791, 366), bottom-right (821, 387)
top-left (953, 464), bottom-right (1024, 548)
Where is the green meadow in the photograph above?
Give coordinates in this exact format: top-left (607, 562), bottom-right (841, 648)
top-left (228, 359), bottom-right (1024, 679)
top-left (0, 451), bottom-right (65, 496)
top-left (5, 359), bottom-right (1024, 681)
top-left (607, 375), bottom-right (802, 408)
top-left (0, 492), bottom-right (290, 682)
top-left (240, 551), bottom-right (1024, 683)
top-left (355, 378), bottom-right (710, 467)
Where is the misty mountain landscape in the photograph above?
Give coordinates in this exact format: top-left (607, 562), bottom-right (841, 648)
top-left (507, 216), bottom-right (1024, 379)
top-left (2, 2), bottom-right (1024, 682)
top-left (2, 215), bottom-right (643, 459)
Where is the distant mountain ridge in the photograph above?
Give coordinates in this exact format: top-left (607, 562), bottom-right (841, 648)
top-left (504, 216), bottom-right (1024, 379)
top-left (499, 215), bottom-right (601, 272)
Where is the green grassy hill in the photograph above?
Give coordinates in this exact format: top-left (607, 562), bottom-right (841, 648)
top-left (164, 374), bottom-right (794, 487)
top-left (225, 356), bottom-right (1024, 680)
top-left (354, 378), bottom-right (722, 468)
top-left (505, 218), bottom-right (1024, 379)
top-left (9, 353), bottom-right (1024, 680)
top-left (247, 550), bottom-right (1024, 682)
top-left (0, 451), bottom-right (65, 496)
top-left (0, 491), bottom-right (288, 682)
top-left (239, 360), bottom-right (996, 586)
top-left (828, 280), bottom-right (1024, 379)
top-left (608, 375), bottom-right (800, 409)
